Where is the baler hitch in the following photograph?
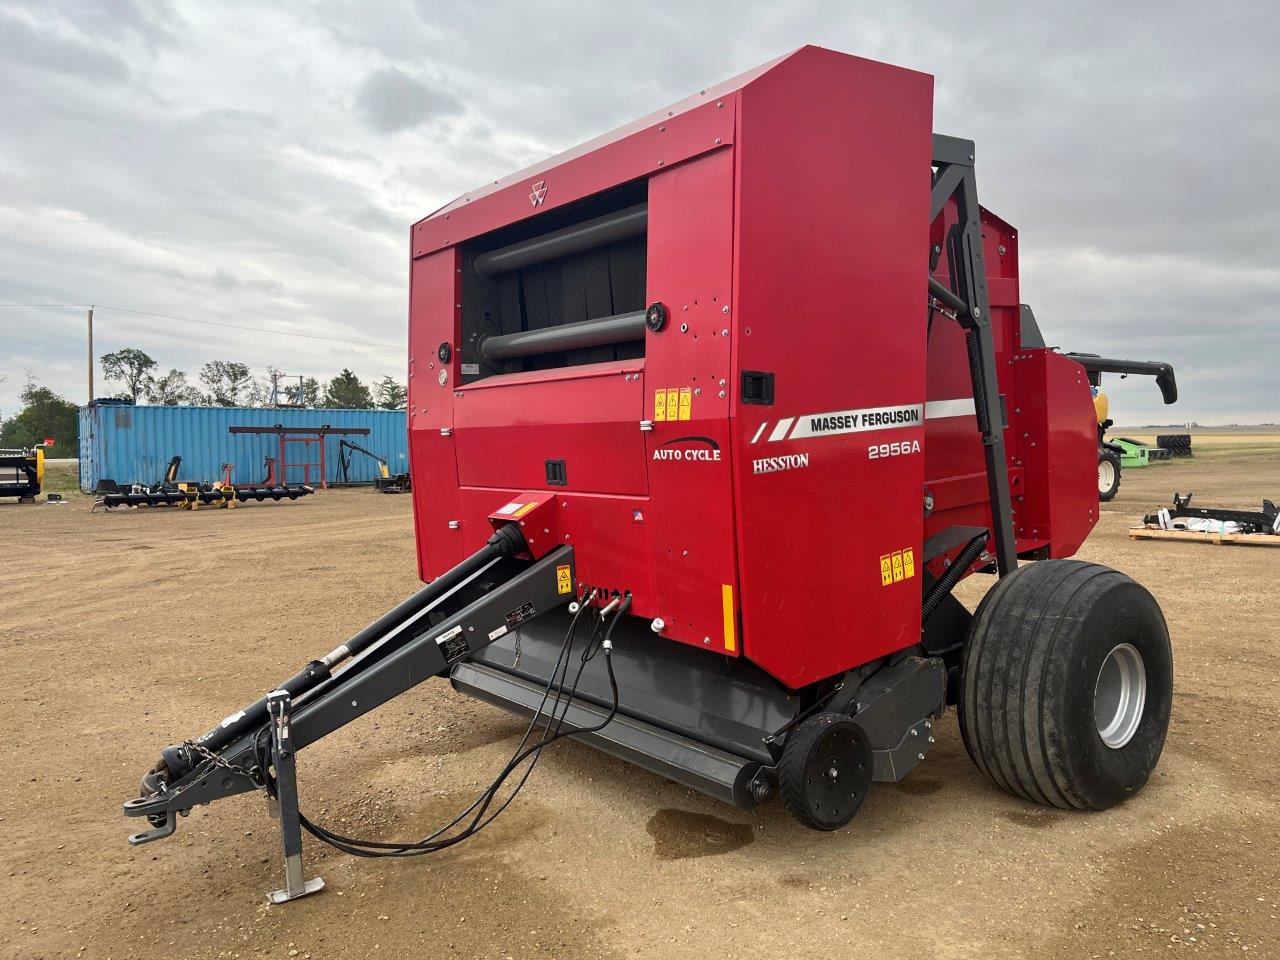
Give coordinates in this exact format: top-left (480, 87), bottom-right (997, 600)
top-left (123, 523), bottom-right (578, 900)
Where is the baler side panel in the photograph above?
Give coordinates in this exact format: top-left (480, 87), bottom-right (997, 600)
top-left (644, 147), bottom-right (741, 654)
top-left (1013, 350), bottom-right (1098, 555)
top-left (409, 249), bottom-right (465, 580)
top-left (731, 49), bottom-right (936, 689)
top-left (454, 365), bottom-right (648, 496)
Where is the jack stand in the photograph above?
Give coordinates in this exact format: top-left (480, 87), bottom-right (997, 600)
top-left (265, 690), bottom-right (324, 904)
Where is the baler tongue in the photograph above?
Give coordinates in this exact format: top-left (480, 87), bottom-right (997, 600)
top-left (123, 522), bottom-right (575, 896)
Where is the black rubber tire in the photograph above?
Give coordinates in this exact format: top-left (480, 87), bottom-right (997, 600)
top-left (1098, 449), bottom-right (1121, 502)
top-left (958, 560), bottom-right (1172, 810)
top-left (779, 713), bottom-right (873, 831)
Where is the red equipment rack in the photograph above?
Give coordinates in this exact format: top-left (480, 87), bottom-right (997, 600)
top-left (228, 425), bottom-right (371, 491)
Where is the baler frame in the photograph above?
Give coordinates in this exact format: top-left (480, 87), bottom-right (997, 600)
top-left (927, 134), bottom-right (1017, 577)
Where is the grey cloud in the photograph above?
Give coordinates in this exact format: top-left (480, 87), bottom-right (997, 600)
top-left (0, 11), bottom-right (131, 80)
top-left (354, 67), bottom-right (461, 133)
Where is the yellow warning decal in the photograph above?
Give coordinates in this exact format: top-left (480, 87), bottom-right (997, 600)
top-left (880, 546), bottom-right (917, 587)
top-left (513, 502), bottom-right (538, 518)
top-left (653, 385), bottom-right (695, 423)
top-left (721, 584), bottom-right (737, 652)
top-left (556, 564), bottom-right (573, 595)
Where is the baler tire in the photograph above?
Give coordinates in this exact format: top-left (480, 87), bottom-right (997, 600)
top-left (779, 713), bottom-right (873, 831)
top-left (1098, 449), bottom-right (1121, 502)
top-left (958, 560), bottom-right (1172, 811)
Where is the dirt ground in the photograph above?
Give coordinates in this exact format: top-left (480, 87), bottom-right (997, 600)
top-left (2, 440), bottom-right (1277, 960)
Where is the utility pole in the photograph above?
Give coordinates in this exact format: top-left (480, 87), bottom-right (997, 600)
top-left (87, 305), bottom-right (95, 403)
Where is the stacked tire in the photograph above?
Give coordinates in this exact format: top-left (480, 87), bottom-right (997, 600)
top-left (1156, 434), bottom-right (1193, 458)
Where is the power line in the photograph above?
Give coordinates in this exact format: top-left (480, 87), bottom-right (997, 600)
top-left (0, 303), bottom-right (403, 350)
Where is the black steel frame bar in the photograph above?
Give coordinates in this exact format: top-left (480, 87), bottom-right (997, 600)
top-left (930, 134), bottom-right (1017, 576)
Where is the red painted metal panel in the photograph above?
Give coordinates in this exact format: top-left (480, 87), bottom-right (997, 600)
top-left (730, 48), bottom-right (935, 688)
top-left (408, 249), bottom-right (463, 580)
top-left (643, 149), bottom-right (740, 655)
top-left (454, 362), bottom-right (647, 495)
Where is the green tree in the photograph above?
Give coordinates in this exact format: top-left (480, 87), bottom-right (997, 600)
top-left (322, 369), bottom-right (373, 409)
top-left (198, 360), bottom-right (253, 406)
top-left (0, 379), bottom-right (79, 452)
top-left (373, 375), bottom-right (407, 410)
top-left (100, 348), bottom-right (156, 402)
top-left (144, 368), bottom-right (199, 405)
top-left (290, 376), bottom-right (322, 407)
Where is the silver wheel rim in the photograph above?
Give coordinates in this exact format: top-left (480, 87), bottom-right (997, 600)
top-left (1098, 459), bottom-right (1116, 493)
top-left (1094, 643), bottom-right (1146, 749)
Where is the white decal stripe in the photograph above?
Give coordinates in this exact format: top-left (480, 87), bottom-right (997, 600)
top-left (749, 422), bottom-right (768, 444)
top-left (767, 418), bottom-right (794, 442)
top-left (924, 398), bottom-right (976, 419)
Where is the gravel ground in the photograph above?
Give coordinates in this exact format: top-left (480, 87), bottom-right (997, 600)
top-left (1, 441), bottom-right (1277, 960)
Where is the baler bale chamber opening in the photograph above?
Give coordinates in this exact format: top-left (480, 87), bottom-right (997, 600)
top-left (460, 180), bottom-right (649, 380)
top-left (124, 45), bottom-right (1176, 902)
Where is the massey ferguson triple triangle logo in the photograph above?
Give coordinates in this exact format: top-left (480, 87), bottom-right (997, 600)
top-left (529, 181), bottom-right (547, 206)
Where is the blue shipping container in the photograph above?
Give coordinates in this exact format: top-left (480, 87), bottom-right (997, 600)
top-left (78, 404), bottom-right (408, 492)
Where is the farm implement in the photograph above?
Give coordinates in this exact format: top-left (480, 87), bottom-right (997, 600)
top-left (95, 454), bottom-right (313, 510)
top-left (123, 47), bottom-right (1175, 903)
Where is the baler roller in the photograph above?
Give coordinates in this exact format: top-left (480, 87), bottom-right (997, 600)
top-left (472, 202), bottom-right (647, 277)
top-left (478, 310), bottom-right (647, 364)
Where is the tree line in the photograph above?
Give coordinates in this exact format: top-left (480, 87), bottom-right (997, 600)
top-left (0, 351), bottom-right (407, 454)
top-left (99, 348), bottom-right (407, 410)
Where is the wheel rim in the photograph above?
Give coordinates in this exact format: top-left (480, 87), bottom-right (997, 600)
top-left (1098, 459), bottom-right (1116, 493)
top-left (803, 726), bottom-right (869, 825)
top-left (1093, 642), bottom-right (1146, 749)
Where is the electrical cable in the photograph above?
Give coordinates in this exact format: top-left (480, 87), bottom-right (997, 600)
top-left (296, 604), bottom-right (620, 857)
top-left (276, 590), bottom-right (628, 858)
top-left (303, 598), bottom-right (626, 856)
top-left (282, 597), bottom-right (594, 856)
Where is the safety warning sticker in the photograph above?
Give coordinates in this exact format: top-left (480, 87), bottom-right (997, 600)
top-left (556, 564), bottom-right (573, 594)
top-left (879, 547), bottom-right (916, 587)
top-left (654, 385), bottom-right (694, 422)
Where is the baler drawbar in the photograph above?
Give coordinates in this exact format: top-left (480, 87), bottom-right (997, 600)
top-left (124, 46), bottom-right (1175, 902)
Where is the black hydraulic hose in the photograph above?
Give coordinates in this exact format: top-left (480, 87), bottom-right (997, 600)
top-left (296, 595), bottom-right (629, 858)
top-left (921, 534), bottom-right (989, 624)
top-left (160, 524), bottom-right (528, 781)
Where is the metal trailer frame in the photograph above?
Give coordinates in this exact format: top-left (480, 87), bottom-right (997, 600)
top-left (229, 424), bottom-right (371, 490)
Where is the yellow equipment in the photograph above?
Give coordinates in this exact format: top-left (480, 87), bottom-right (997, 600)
top-left (0, 445), bottom-right (46, 502)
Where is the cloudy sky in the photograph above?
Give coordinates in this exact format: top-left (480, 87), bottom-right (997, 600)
top-left (1, 0), bottom-right (1276, 423)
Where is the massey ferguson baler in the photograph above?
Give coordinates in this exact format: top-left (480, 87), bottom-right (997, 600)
top-left (125, 46), bottom-right (1174, 902)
